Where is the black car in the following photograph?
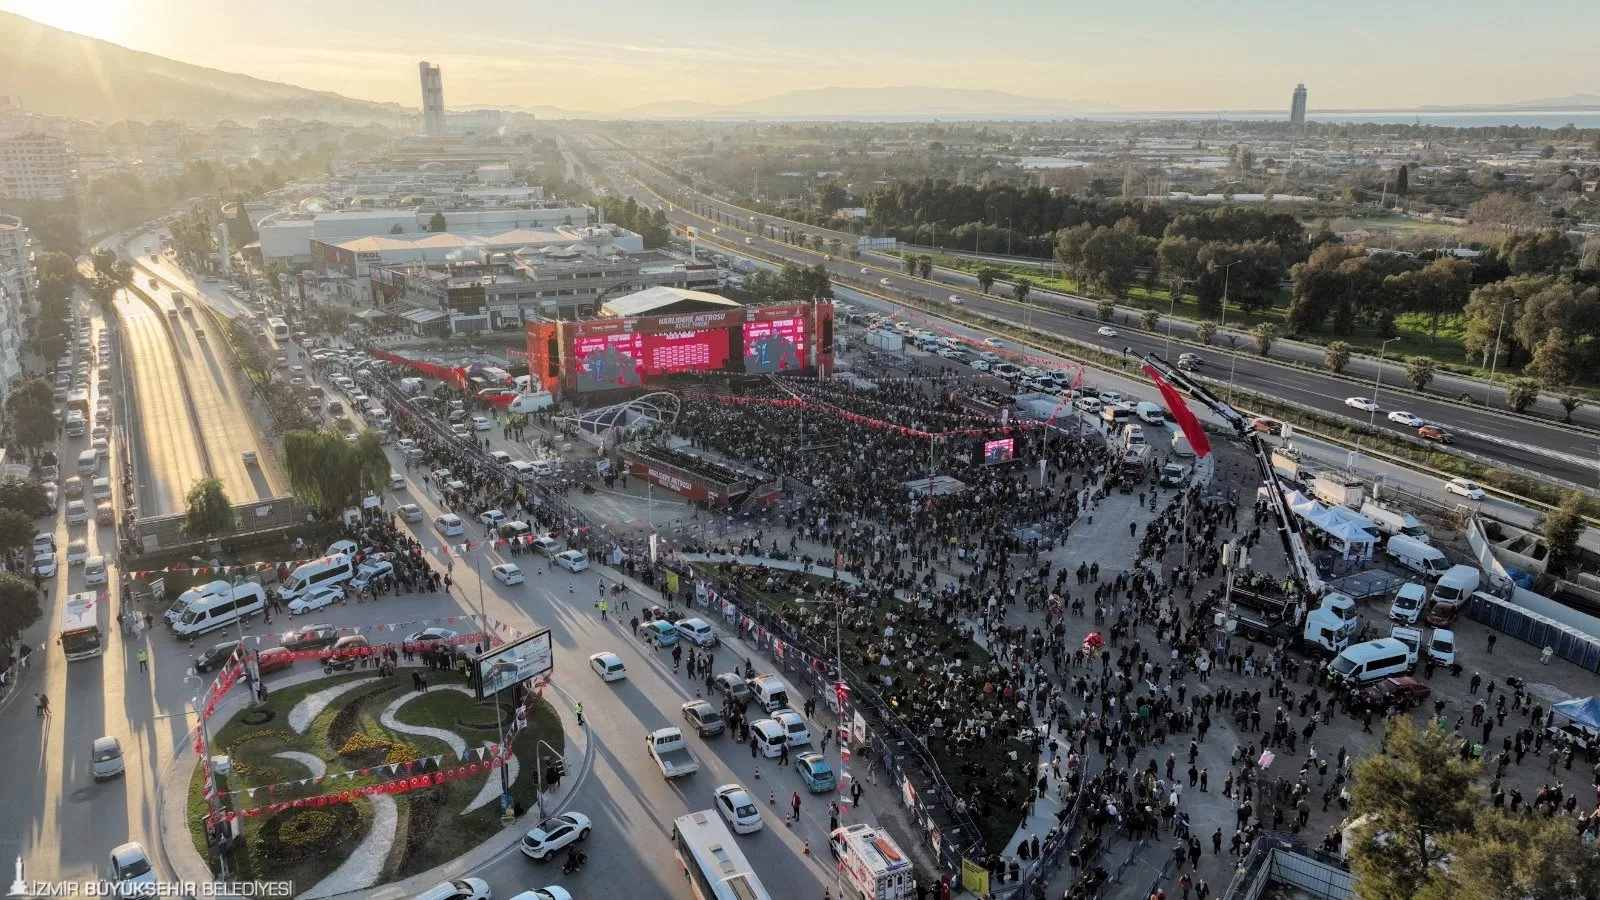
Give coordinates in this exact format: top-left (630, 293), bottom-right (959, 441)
top-left (193, 641), bottom-right (241, 674)
top-left (281, 624), bottom-right (340, 651)
top-left (681, 700), bottom-right (725, 737)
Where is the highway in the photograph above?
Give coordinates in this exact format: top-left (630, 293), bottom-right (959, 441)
top-left (113, 288), bottom-right (206, 517)
top-left (585, 139), bottom-right (1600, 490)
top-left (134, 245), bottom-right (282, 503)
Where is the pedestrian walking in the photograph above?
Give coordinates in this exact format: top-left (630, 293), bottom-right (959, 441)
top-left (136, 649), bottom-right (148, 672)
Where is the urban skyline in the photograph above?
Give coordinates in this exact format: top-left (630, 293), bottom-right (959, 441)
top-left (0, 0), bottom-right (1595, 115)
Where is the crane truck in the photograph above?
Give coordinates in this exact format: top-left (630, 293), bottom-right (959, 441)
top-left (1136, 352), bottom-right (1361, 656)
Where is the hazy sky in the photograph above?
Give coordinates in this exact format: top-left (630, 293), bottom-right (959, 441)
top-left (4, 0), bottom-right (1595, 112)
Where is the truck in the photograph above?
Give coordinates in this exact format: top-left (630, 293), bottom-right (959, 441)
top-left (1358, 501), bottom-right (1429, 543)
top-left (646, 727), bottom-right (700, 778)
top-left (1170, 432), bottom-right (1196, 459)
top-left (1119, 445), bottom-right (1153, 478)
top-left (1230, 584), bottom-right (1360, 655)
top-left (830, 824), bottom-right (916, 900)
top-left (1311, 471), bottom-right (1365, 509)
top-left (171, 291), bottom-right (188, 310)
top-left (1270, 447), bottom-right (1312, 487)
top-left (865, 330), bottom-right (904, 352)
top-left (1158, 462), bottom-right (1189, 488)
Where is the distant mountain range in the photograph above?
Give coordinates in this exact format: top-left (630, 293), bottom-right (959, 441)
top-left (605, 86), bottom-right (1115, 119)
top-left (1419, 93), bottom-right (1600, 111)
top-left (0, 11), bottom-right (409, 126)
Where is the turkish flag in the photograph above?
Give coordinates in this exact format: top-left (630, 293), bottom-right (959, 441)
top-left (1142, 364), bottom-right (1213, 460)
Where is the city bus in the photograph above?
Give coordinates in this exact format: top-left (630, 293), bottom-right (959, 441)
top-left (59, 592), bottom-right (105, 661)
top-left (671, 810), bottom-right (774, 900)
top-left (267, 317), bottom-right (290, 341)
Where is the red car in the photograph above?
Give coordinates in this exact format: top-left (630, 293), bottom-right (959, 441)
top-left (1251, 418), bottom-right (1283, 436)
top-left (1361, 676), bottom-right (1432, 711)
top-left (1418, 425), bottom-right (1453, 444)
top-left (256, 647), bottom-right (295, 674)
top-left (1425, 600), bottom-right (1459, 628)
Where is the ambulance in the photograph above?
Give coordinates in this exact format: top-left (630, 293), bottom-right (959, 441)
top-left (829, 824), bottom-right (915, 900)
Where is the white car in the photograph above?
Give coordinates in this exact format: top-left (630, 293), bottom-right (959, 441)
top-left (969, 359), bottom-right (992, 372)
top-left (431, 468), bottom-right (453, 483)
top-left (713, 784), bottom-right (764, 834)
top-left (1097, 326), bottom-right (1118, 337)
top-left (1444, 478), bottom-right (1487, 500)
top-left (860, 267), bottom-right (870, 275)
top-left (407, 627), bottom-right (459, 644)
top-left (67, 538), bottom-right (89, 565)
top-left (879, 278), bottom-right (892, 287)
top-left (589, 651), bottom-right (627, 681)
top-left (519, 811), bottom-right (592, 860)
top-left (507, 890), bottom-right (574, 900)
top-left (1345, 396), bottom-right (1380, 412)
top-left (32, 551), bottom-right (57, 578)
top-left (772, 709), bottom-right (812, 746)
top-left (109, 842), bottom-right (157, 895)
top-left (435, 514), bottom-right (465, 536)
top-left (478, 509), bottom-right (506, 529)
top-left (398, 503), bottom-right (424, 523)
top-left (327, 539), bottom-right (359, 558)
top-left (415, 878), bottom-right (492, 900)
top-left (949, 294), bottom-right (964, 305)
top-left (492, 563), bottom-right (525, 585)
top-left (288, 583), bottom-right (344, 614)
top-left (530, 535), bottom-right (562, 556)
top-left (1387, 411), bottom-right (1424, 428)
top-left (489, 450), bottom-right (513, 465)
top-left (390, 473), bottom-right (407, 490)
top-left (554, 549), bottom-right (589, 572)
top-left (349, 560), bottom-right (394, 591)
top-left (472, 415), bottom-right (492, 431)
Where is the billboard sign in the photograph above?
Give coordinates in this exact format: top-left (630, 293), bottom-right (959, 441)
top-left (473, 629), bottom-right (553, 699)
top-left (743, 314), bottom-right (807, 374)
top-left (982, 438), bottom-right (1015, 465)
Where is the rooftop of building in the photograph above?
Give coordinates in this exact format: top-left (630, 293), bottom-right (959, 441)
top-left (601, 286), bottom-right (741, 318)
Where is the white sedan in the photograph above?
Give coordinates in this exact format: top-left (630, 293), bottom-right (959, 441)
top-left (67, 538), bottom-right (89, 565)
top-left (949, 295), bottom-right (964, 305)
top-left (713, 784), bottom-right (764, 834)
top-left (519, 811), bottom-right (592, 860)
top-left (589, 652), bottom-right (627, 682)
top-left (415, 879), bottom-right (491, 900)
top-left (478, 509), bottom-right (506, 529)
top-left (471, 415), bottom-right (492, 431)
top-left (1444, 478), bottom-right (1487, 500)
top-left (288, 583), bottom-right (344, 614)
top-left (32, 551), bottom-right (57, 578)
top-left (435, 514), bottom-right (465, 536)
top-left (1096, 326), bottom-right (1118, 337)
top-left (1387, 411), bottom-right (1424, 427)
top-left (554, 549), bottom-right (589, 572)
top-left (1345, 396), bottom-right (1380, 412)
top-left (109, 842), bottom-right (157, 895)
top-left (492, 563), bottom-right (524, 585)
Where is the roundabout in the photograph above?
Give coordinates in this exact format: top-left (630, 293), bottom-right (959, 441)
top-left (180, 672), bottom-right (565, 897)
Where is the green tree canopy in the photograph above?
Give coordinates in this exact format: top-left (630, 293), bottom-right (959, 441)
top-left (0, 572), bottom-right (44, 666)
top-left (1403, 356), bottom-right (1437, 391)
top-left (0, 508), bottom-right (37, 560)
top-left (282, 429), bottom-right (391, 512)
top-left (182, 477), bottom-right (235, 538)
top-left (976, 267), bottom-right (999, 294)
top-left (1506, 378), bottom-right (1540, 413)
top-left (0, 477), bottom-right (52, 519)
top-left (1348, 718), bottom-right (1481, 900)
top-left (1417, 810), bottom-right (1600, 900)
top-left (427, 212), bottom-right (447, 232)
top-left (1540, 491), bottom-right (1586, 573)
top-left (5, 379), bottom-right (58, 456)
top-left (1324, 341), bottom-right (1353, 374)
top-left (1250, 323), bottom-right (1282, 356)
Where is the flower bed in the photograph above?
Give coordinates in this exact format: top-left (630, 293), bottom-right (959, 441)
top-left (186, 673), bottom-right (564, 892)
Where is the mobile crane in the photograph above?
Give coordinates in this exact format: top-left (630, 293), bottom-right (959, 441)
top-left (1137, 352), bottom-right (1361, 655)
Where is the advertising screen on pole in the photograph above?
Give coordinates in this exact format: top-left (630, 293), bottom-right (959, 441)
top-left (473, 629), bottom-right (554, 699)
top-left (742, 314), bottom-right (808, 374)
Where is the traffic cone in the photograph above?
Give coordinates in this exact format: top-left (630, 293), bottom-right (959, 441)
top-left (754, 767), bottom-right (761, 779)
top-left (806, 841), bottom-right (812, 856)
top-left (785, 814), bottom-right (793, 828)
top-left (769, 790), bottom-right (776, 805)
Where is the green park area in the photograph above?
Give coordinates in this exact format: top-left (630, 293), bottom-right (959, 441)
top-left (186, 673), bottom-right (563, 891)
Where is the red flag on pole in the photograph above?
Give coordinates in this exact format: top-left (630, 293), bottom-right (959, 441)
top-left (1142, 364), bottom-right (1213, 459)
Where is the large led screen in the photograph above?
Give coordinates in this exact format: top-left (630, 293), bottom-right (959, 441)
top-left (473, 629), bottom-right (554, 699)
top-left (574, 332), bottom-right (645, 391)
top-left (743, 316), bottom-right (808, 374)
top-left (645, 329), bottom-right (729, 374)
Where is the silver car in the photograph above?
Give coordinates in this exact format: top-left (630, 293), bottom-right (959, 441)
top-left (92, 736), bottom-right (125, 780)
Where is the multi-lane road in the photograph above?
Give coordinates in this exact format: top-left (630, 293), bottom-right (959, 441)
top-left (584, 138), bottom-right (1600, 491)
top-left (6, 324), bottom-right (852, 897)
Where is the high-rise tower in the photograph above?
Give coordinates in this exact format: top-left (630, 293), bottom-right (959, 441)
top-left (1290, 83), bottom-right (1307, 126)
top-left (419, 62), bottom-right (445, 136)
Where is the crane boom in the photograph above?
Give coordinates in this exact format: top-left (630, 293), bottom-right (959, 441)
top-left (1137, 351), bottom-right (1324, 597)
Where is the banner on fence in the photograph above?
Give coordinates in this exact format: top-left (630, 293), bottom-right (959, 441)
top-left (960, 858), bottom-right (990, 895)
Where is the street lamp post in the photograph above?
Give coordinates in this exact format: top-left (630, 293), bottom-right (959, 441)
top-left (1485, 299), bottom-right (1518, 404)
top-left (471, 554), bottom-right (511, 795)
top-left (1216, 261), bottom-right (1240, 401)
top-left (1371, 337), bottom-right (1399, 428)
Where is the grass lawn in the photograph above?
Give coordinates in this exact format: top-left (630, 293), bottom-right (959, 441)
top-left (186, 672), bottom-right (564, 890)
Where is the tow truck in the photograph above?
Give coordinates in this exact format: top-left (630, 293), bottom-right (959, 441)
top-left (1136, 352), bottom-right (1360, 656)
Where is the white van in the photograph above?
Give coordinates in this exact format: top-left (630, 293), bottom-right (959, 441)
top-left (165, 579), bottom-right (233, 625)
top-left (277, 554), bottom-right (355, 604)
top-left (1427, 628), bottom-right (1456, 665)
top-left (1430, 565), bottom-right (1480, 604)
top-left (1358, 501), bottom-right (1429, 543)
top-left (1386, 535), bottom-right (1449, 578)
top-left (748, 674), bottom-right (791, 713)
top-left (750, 719), bottom-right (788, 758)
top-left (1326, 637), bottom-right (1414, 685)
top-left (1389, 582), bottom-right (1426, 625)
top-left (1388, 627), bottom-right (1421, 667)
top-left (1135, 402), bottom-right (1167, 426)
top-left (171, 583), bottom-right (268, 637)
